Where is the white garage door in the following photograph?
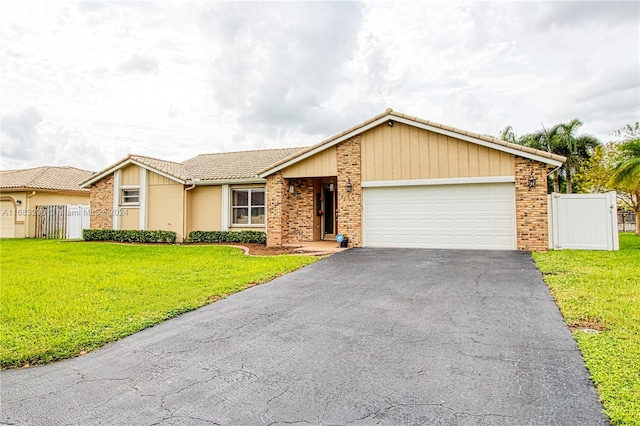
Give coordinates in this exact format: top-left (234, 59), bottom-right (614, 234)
top-left (363, 183), bottom-right (516, 250)
top-left (1, 200), bottom-right (16, 238)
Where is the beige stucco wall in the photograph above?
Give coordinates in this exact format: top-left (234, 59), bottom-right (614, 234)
top-left (187, 185), bottom-right (222, 233)
top-left (283, 146), bottom-right (337, 178)
top-left (119, 207), bottom-right (139, 230)
top-left (147, 174), bottom-right (184, 241)
top-left (361, 123), bottom-right (514, 181)
top-left (120, 165), bottom-right (141, 186)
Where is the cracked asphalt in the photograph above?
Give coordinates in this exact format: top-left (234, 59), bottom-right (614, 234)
top-left (1, 249), bottom-right (607, 425)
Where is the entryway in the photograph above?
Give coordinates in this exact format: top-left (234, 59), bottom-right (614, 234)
top-left (321, 183), bottom-right (336, 240)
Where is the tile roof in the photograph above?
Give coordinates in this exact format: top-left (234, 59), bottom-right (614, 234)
top-left (259, 108), bottom-right (567, 175)
top-left (0, 166), bottom-right (94, 192)
top-left (82, 148), bottom-right (306, 186)
top-left (128, 154), bottom-right (190, 180)
top-left (183, 147), bottom-right (305, 180)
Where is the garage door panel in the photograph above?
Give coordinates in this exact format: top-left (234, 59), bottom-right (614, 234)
top-left (363, 183), bottom-right (516, 250)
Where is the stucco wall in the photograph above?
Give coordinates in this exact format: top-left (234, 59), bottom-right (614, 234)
top-left (187, 185), bottom-right (222, 233)
top-left (148, 177), bottom-right (184, 242)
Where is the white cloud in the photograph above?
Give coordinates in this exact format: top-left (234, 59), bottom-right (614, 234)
top-left (0, 1), bottom-right (638, 171)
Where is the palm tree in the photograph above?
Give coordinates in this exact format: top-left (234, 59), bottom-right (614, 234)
top-left (608, 138), bottom-right (640, 235)
top-left (518, 123), bottom-right (564, 192)
top-left (517, 119), bottom-right (600, 193)
top-left (551, 119), bottom-right (601, 194)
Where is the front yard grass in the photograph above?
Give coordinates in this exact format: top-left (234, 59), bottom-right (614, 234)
top-left (533, 233), bottom-right (640, 425)
top-left (0, 239), bottom-right (318, 369)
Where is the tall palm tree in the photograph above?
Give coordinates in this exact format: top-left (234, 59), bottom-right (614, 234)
top-left (608, 138), bottom-right (640, 235)
top-left (517, 119), bottom-right (600, 193)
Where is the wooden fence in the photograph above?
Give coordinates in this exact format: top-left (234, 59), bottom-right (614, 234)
top-left (618, 212), bottom-right (637, 232)
top-left (35, 205), bottom-right (67, 239)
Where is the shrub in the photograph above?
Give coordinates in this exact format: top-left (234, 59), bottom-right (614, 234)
top-left (83, 229), bottom-right (176, 244)
top-left (187, 230), bottom-right (266, 245)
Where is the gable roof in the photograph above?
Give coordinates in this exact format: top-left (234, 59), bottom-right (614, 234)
top-left (0, 166), bottom-right (94, 192)
top-left (81, 147), bottom-right (306, 187)
top-left (258, 108), bottom-right (567, 177)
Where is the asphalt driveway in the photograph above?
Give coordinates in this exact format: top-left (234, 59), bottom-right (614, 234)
top-left (1, 249), bottom-right (607, 425)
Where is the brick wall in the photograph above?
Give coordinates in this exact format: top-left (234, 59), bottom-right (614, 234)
top-left (90, 175), bottom-right (114, 229)
top-left (514, 156), bottom-right (549, 251)
top-left (337, 136), bottom-right (362, 247)
top-left (284, 178), bottom-right (315, 243)
top-left (266, 172), bottom-right (285, 247)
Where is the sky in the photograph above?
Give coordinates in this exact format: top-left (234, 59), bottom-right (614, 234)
top-left (1, 1), bottom-right (639, 172)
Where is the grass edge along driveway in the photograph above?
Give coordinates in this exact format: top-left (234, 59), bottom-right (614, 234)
top-left (0, 240), bottom-right (318, 369)
top-left (533, 233), bottom-right (640, 426)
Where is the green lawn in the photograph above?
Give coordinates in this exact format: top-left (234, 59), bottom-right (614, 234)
top-left (533, 233), bottom-right (640, 425)
top-left (0, 239), bottom-right (318, 368)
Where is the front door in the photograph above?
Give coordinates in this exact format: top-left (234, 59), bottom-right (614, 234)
top-left (322, 185), bottom-right (336, 239)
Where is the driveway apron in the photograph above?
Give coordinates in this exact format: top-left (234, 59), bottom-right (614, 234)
top-left (1, 249), bottom-right (607, 425)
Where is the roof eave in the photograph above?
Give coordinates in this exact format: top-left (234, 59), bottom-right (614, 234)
top-left (259, 110), bottom-right (566, 177)
top-left (81, 157), bottom-right (187, 188)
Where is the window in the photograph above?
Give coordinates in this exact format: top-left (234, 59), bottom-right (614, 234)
top-left (121, 188), bottom-right (140, 205)
top-left (231, 188), bottom-right (265, 225)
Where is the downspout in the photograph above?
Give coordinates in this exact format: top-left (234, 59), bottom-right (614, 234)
top-left (26, 191), bottom-right (36, 237)
top-left (183, 182), bottom-right (196, 243)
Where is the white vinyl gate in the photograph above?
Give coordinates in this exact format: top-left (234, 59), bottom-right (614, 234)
top-left (66, 205), bottom-right (91, 239)
top-left (548, 192), bottom-right (619, 251)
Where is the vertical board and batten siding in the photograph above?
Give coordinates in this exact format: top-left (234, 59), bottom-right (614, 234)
top-left (120, 165), bottom-right (141, 186)
top-left (282, 146), bottom-right (337, 178)
top-left (147, 171), bottom-right (185, 241)
top-left (360, 123), bottom-right (514, 181)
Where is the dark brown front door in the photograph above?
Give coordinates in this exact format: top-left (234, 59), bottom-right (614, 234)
top-left (323, 185), bottom-right (336, 237)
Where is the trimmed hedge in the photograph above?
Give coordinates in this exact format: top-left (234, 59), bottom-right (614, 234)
top-left (187, 230), bottom-right (266, 245)
top-left (83, 229), bottom-right (177, 244)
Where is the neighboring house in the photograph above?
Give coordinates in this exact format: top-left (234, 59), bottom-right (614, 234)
top-left (0, 166), bottom-right (93, 238)
top-left (83, 109), bottom-right (566, 251)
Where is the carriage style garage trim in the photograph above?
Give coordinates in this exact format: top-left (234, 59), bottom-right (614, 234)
top-left (259, 108), bottom-right (566, 251)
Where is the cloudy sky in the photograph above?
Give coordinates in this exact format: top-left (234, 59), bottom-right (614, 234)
top-left (1, 1), bottom-right (638, 172)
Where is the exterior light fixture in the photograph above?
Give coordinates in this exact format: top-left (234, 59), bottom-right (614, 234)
top-left (528, 173), bottom-right (537, 188)
top-left (289, 184), bottom-right (294, 194)
top-left (346, 178), bottom-right (352, 193)
top-left (329, 179), bottom-right (334, 192)
top-left (387, 120), bottom-right (394, 127)
top-left (16, 199), bottom-right (22, 205)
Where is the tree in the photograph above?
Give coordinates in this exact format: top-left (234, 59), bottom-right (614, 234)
top-left (515, 119), bottom-right (601, 193)
top-left (607, 127), bottom-right (640, 235)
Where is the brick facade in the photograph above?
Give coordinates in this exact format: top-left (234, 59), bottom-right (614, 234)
top-left (90, 175), bottom-right (114, 229)
top-left (514, 156), bottom-right (549, 251)
top-left (284, 178), bottom-right (315, 243)
top-left (336, 136), bottom-right (362, 248)
top-left (266, 172), bottom-right (285, 246)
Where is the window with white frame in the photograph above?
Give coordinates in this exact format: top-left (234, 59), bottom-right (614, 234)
top-left (231, 188), bottom-right (265, 225)
top-left (121, 187), bottom-right (140, 205)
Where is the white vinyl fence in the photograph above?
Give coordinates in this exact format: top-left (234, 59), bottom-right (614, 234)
top-left (548, 192), bottom-right (619, 251)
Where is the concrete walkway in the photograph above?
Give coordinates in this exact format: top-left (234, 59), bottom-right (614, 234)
top-left (0, 249), bottom-right (607, 425)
